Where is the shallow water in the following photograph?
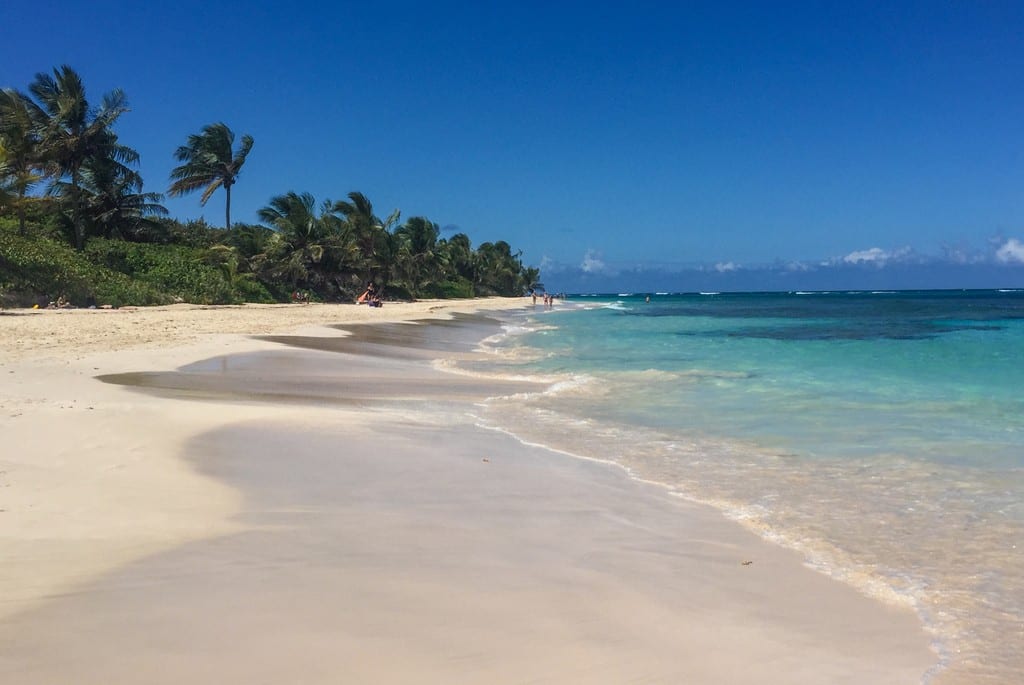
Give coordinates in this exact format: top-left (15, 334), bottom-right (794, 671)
top-left (462, 291), bottom-right (1024, 685)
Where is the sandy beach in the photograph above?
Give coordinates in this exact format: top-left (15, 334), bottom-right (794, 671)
top-left (0, 299), bottom-right (526, 619)
top-left (0, 299), bottom-right (936, 683)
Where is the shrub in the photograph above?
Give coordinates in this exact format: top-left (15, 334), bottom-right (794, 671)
top-left (433, 278), bottom-right (475, 299)
top-left (85, 239), bottom-right (235, 304)
top-left (0, 224), bottom-right (168, 306)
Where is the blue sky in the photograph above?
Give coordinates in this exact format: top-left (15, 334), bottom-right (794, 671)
top-left (4, 1), bottom-right (1024, 291)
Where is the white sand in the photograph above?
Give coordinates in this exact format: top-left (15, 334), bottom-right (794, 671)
top-left (0, 299), bottom-right (937, 683)
top-left (0, 299), bottom-right (524, 618)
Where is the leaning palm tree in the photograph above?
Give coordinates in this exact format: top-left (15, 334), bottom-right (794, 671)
top-left (168, 122), bottom-right (253, 230)
top-left (28, 66), bottom-right (133, 249)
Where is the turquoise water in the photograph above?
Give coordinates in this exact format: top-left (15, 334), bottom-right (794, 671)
top-left (465, 290), bottom-right (1024, 685)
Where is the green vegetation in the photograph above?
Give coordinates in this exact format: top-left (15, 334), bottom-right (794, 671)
top-left (0, 65), bottom-right (539, 307)
top-left (168, 122), bottom-right (253, 231)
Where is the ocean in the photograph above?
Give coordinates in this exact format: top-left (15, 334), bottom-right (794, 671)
top-left (460, 290), bottom-right (1023, 685)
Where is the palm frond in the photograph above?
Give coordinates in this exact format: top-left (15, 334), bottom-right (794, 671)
top-left (167, 122), bottom-right (253, 228)
top-left (198, 177), bottom-right (225, 205)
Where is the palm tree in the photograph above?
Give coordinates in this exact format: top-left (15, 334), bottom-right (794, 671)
top-left (0, 88), bottom-right (45, 235)
top-left (332, 191), bottom-right (399, 284)
top-left (28, 66), bottom-right (133, 249)
top-left (521, 265), bottom-right (541, 295)
top-left (71, 158), bottom-right (168, 240)
top-left (475, 240), bottom-right (521, 295)
top-left (442, 233), bottom-right (474, 278)
top-left (259, 191), bottom-right (324, 251)
top-left (168, 122), bottom-right (253, 231)
top-left (203, 244), bottom-right (261, 303)
top-left (259, 191), bottom-right (360, 296)
top-left (393, 216), bottom-right (441, 297)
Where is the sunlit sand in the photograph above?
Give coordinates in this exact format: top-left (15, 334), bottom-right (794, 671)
top-left (0, 299), bottom-right (934, 683)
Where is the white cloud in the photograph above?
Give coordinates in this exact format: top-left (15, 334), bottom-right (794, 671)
top-left (995, 238), bottom-right (1024, 264)
top-left (714, 261), bottom-right (739, 272)
top-left (840, 246), bottom-right (914, 267)
top-left (580, 249), bottom-right (607, 273)
top-left (843, 247), bottom-right (888, 265)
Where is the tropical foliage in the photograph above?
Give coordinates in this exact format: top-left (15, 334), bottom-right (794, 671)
top-left (0, 66), bottom-right (539, 307)
top-left (0, 88), bottom-right (44, 235)
top-left (168, 122), bottom-right (253, 231)
top-left (29, 66), bottom-right (141, 250)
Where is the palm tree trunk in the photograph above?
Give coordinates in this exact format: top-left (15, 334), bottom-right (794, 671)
top-left (225, 184), bottom-right (231, 230)
top-left (72, 168), bottom-right (84, 251)
top-left (16, 191), bottom-right (27, 236)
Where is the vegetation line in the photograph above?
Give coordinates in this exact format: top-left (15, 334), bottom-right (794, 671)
top-left (1, 65), bottom-right (540, 307)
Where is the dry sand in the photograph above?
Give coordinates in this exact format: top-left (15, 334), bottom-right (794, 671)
top-left (0, 299), bottom-right (524, 618)
top-left (0, 299), bottom-right (937, 683)
top-left (0, 300), bottom-right (515, 363)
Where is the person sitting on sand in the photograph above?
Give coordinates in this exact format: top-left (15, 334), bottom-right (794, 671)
top-left (357, 281), bottom-right (378, 304)
top-left (358, 282), bottom-right (384, 307)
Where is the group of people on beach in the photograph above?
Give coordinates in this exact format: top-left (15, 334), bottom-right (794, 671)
top-left (530, 290), bottom-right (556, 308)
top-left (357, 281), bottom-right (383, 307)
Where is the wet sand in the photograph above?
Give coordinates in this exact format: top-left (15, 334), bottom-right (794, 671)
top-left (0, 301), bottom-right (937, 683)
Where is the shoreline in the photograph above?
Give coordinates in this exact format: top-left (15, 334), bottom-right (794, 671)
top-left (0, 299), bottom-right (528, 363)
top-left (0, 299), bottom-right (937, 682)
